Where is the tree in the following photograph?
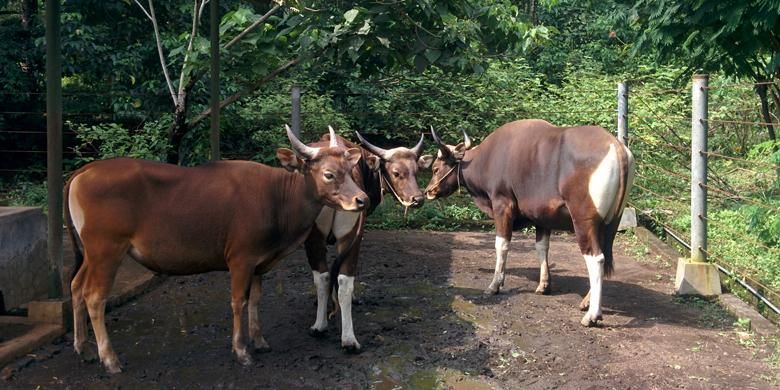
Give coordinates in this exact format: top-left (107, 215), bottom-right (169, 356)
top-left (627, 0), bottom-right (780, 143)
top-left (129, 0), bottom-right (552, 163)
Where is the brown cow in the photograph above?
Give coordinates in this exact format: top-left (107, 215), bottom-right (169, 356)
top-left (65, 126), bottom-right (368, 373)
top-left (301, 130), bottom-right (431, 352)
top-left (423, 120), bottom-right (634, 327)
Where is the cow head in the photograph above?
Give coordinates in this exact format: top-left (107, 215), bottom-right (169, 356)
top-left (424, 126), bottom-right (472, 200)
top-left (355, 131), bottom-right (431, 208)
top-left (277, 125), bottom-right (369, 212)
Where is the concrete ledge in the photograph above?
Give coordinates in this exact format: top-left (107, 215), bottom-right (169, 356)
top-left (718, 294), bottom-right (777, 338)
top-left (27, 299), bottom-right (72, 327)
top-left (675, 258), bottom-right (722, 296)
top-left (0, 318), bottom-right (64, 369)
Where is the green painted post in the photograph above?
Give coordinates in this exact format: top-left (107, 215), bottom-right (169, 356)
top-left (45, 0), bottom-right (63, 298)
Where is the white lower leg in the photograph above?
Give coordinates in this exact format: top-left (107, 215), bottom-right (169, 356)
top-left (311, 271), bottom-right (330, 332)
top-left (231, 298), bottom-right (251, 364)
top-left (536, 234), bottom-right (551, 294)
top-left (581, 254), bottom-right (605, 326)
top-left (337, 274), bottom-right (360, 350)
top-left (488, 236), bottom-right (509, 292)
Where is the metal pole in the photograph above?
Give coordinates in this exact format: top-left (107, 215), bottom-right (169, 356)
top-left (617, 82), bottom-right (629, 145)
top-left (291, 85), bottom-right (301, 137)
top-left (45, 0), bottom-right (63, 298)
top-left (209, 0), bottom-right (220, 161)
top-left (691, 74), bottom-right (708, 262)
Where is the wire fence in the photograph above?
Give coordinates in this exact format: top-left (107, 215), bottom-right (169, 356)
top-left (1, 78), bottom-right (779, 319)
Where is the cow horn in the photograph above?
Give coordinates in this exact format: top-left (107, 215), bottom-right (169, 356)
top-left (430, 126), bottom-right (448, 151)
top-left (462, 130), bottom-right (472, 150)
top-left (328, 125), bottom-right (340, 147)
top-left (410, 133), bottom-right (425, 157)
top-left (355, 131), bottom-right (392, 160)
top-left (286, 124), bottom-right (319, 159)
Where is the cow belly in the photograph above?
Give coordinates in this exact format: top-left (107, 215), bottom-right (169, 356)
top-left (315, 207), bottom-right (360, 239)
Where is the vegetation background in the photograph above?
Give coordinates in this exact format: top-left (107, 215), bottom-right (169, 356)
top-left (0, 0), bottom-right (778, 315)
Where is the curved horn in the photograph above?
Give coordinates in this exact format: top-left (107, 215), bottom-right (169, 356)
top-left (410, 133), bottom-right (425, 157)
top-left (430, 126), bottom-right (447, 151)
top-left (355, 131), bottom-right (392, 160)
top-left (285, 124), bottom-right (319, 159)
top-left (328, 125), bottom-right (340, 147)
top-left (462, 129), bottom-right (472, 150)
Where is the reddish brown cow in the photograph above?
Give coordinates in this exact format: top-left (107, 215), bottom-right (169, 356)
top-left (65, 126), bottom-right (368, 373)
top-left (424, 120), bottom-right (634, 326)
top-left (301, 130), bottom-right (431, 352)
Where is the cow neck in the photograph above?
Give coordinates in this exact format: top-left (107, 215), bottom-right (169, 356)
top-left (458, 148), bottom-right (478, 196)
top-left (281, 169), bottom-right (323, 223)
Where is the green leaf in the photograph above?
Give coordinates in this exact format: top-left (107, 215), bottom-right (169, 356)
top-left (424, 49), bottom-right (441, 63)
top-left (414, 54), bottom-right (428, 73)
top-left (377, 36), bottom-right (390, 48)
top-left (344, 9), bottom-right (359, 24)
top-left (357, 20), bottom-right (371, 35)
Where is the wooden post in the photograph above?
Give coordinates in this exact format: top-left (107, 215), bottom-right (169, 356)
top-left (209, 0), bottom-right (220, 161)
top-left (617, 82), bottom-right (629, 145)
top-left (45, 0), bottom-right (63, 298)
top-left (291, 85), bottom-right (301, 137)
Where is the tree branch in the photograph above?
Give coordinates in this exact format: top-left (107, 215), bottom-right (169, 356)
top-left (224, 4), bottom-right (281, 50)
top-left (141, 0), bottom-right (178, 106)
top-left (133, 0), bottom-right (153, 21)
top-left (178, 0), bottom-right (204, 99)
top-left (187, 57), bottom-right (301, 129)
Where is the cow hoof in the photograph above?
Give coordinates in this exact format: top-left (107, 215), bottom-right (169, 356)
top-left (309, 327), bottom-right (328, 338)
top-left (579, 301), bottom-right (589, 311)
top-left (77, 345), bottom-right (98, 363)
top-left (580, 314), bottom-right (603, 327)
top-left (235, 352), bottom-right (254, 366)
top-left (253, 339), bottom-right (272, 353)
top-left (484, 285), bottom-right (500, 295)
top-left (103, 359), bottom-right (123, 375)
top-left (535, 284), bottom-right (551, 295)
top-left (342, 341), bottom-right (362, 354)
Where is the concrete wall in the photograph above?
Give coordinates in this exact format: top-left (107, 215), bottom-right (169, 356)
top-left (0, 207), bottom-right (48, 310)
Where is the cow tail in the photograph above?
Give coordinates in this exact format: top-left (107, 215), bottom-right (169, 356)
top-left (328, 210), bottom-right (366, 310)
top-left (64, 170), bottom-right (85, 285)
top-left (602, 143), bottom-right (635, 278)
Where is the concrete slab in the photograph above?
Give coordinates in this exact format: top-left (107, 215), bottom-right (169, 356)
top-left (718, 294), bottom-right (777, 338)
top-left (0, 318), bottom-right (63, 368)
top-left (0, 207), bottom-right (48, 311)
top-left (675, 258), bottom-right (722, 296)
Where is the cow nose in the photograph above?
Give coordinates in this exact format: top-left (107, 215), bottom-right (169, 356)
top-left (411, 194), bottom-right (425, 207)
top-left (354, 195), bottom-right (368, 210)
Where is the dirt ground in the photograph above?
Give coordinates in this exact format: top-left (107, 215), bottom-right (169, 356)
top-left (5, 230), bottom-right (779, 389)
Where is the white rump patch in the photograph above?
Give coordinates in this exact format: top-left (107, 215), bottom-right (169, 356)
top-left (588, 143), bottom-right (620, 223)
top-left (68, 176), bottom-right (85, 236)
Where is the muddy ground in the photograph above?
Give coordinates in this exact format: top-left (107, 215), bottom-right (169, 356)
top-left (5, 230), bottom-right (779, 389)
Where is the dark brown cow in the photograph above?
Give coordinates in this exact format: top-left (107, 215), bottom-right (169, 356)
top-left (423, 119), bottom-right (634, 326)
top-left (65, 126), bottom-right (368, 373)
top-left (300, 129), bottom-right (431, 352)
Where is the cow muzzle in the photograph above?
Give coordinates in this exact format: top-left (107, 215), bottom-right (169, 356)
top-left (341, 194), bottom-right (369, 211)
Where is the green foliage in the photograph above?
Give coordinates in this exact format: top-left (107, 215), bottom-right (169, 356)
top-left (72, 120), bottom-right (170, 163)
top-left (3, 180), bottom-right (47, 210)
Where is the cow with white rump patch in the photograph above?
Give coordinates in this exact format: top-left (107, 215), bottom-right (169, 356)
top-left (295, 128), bottom-right (431, 352)
top-left (423, 120), bottom-right (634, 327)
top-left (65, 125), bottom-right (368, 373)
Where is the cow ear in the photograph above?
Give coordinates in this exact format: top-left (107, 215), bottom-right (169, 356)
top-left (277, 148), bottom-right (303, 172)
top-left (364, 154), bottom-right (381, 171)
top-left (346, 148), bottom-right (362, 167)
top-left (452, 143), bottom-right (467, 160)
top-left (418, 155), bottom-right (434, 169)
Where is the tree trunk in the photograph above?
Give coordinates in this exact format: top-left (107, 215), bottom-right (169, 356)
top-left (757, 83), bottom-right (777, 144)
top-left (21, 0), bottom-right (37, 31)
top-left (167, 102), bottom-right (189, 164)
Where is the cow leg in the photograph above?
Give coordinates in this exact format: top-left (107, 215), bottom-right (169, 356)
top-left (334, 211), bottom-right (362, 353)
top-left (247, 274), bottom-right (270, 352)
top-left (81, 242), bottom-right (126, 374)
top-left (304, 229), bottom-right (330, 337)
top-left (70, 264), bottom-right (96, 362)
top-left (535, 227), bottom-right (552, 295)
top-left (486, 201), bottom-right (514, 295)
top-left (571, 218), bottom-right (605, 327)
top-left (229, 263), bottom-right (254, 366)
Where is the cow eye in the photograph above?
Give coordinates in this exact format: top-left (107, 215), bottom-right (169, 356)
top-left (392, 170), bottom-right (400, 178)
top-left (433, 167), bottom-right (439, 175)
top-left (324, 172), bottom-right (335, 181)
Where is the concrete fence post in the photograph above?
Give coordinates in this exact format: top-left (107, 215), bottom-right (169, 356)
top-left (675, 74), bottom-right (721, 296)
top-left (45, 0), bottom-right (63, 298)
top-left (209, 0), bottom-right (220, 161)
top-left (617, 81), bottom-right (628, 145)
top-left (291, 85), bottom-right (301, 138)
